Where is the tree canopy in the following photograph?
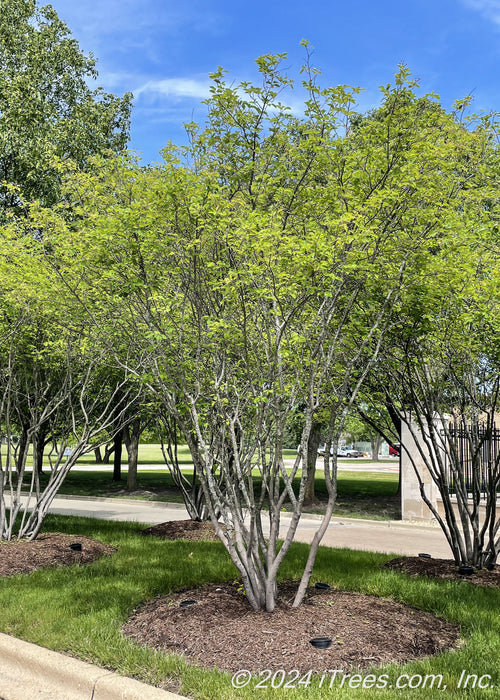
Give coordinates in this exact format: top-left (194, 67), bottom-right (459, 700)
top-left (0, 0), bottom-right (132, 217)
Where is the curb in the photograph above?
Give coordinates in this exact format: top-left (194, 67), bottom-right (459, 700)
top-left (0, 634), bottom-right (189, 700)
top-left (283, 512), bottom-right (441, 532)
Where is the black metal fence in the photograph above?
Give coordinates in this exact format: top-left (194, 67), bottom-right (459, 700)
top-left (445, 423), bottom-right (500, 497)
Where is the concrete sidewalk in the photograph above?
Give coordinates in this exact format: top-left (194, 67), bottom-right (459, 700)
top-left (45, 494), bottom-right (453, 558)
top-left (287, 513), bottom-right (451, 558)
top-left (0, 633), bottom-right (188, 700)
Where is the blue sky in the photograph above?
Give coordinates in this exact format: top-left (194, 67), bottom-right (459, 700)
top-left (47, 0), bottom-right (500, 165)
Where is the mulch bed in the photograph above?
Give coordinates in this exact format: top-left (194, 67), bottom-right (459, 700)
top-left (382, 556), bottom-right (500, 588)
top-left (0, 533), bottom-right (116, 577)
top-left (131, 520), bottom-right (500, 673)
top-left (122, 581), bottom-right (461, 674)
top-left (140, 520), bottom-right (220, 541)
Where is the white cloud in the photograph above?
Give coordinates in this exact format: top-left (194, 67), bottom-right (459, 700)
top-left (135, 78), bottom-right (212, 101)
top-left (461, 0), bottom-right (500, 26)
top-left (48, 0), bottom-right (226, 74)
top-left (133, 78), bottom-right (358, 119)
top-left (51, 0), bottom-right (222, 41)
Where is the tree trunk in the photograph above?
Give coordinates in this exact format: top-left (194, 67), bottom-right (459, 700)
top-left (396, 455), bottom-right (402, 496)
top-left (112, 429), bottom-right (123, 482)
top-left (17, 424), bottom-right (30, 475)
top-left (386, 399), bottom-right (402, 494)
top-left (370, 433), bottom-right (381, 462)
top-left (123, 418), bottom-right (141, 491)
top-left (304, 422), bottom-right (322, 507)
top-left (102, 442), bottom-right (114, 464)
top-left (32, 427), bottom-right (47, 475)
top-left (93, 446), bottom-right (103, 463)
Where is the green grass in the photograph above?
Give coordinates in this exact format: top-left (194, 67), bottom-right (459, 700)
top-left (75, 443), bottom-right (197, 466)
top-left (18, 444), bottom-right (300, 467)
top-left (37, 468), bottom-right (186, 502)
top-left (37, 467), bottom-right (400, 520)
top-left (20, 442), bottom-right (395, 468)
top-left (11, 442), bottom-right (197, 467)
top-left (322, 471), bottom-right (400, 520)
top-left (22, 443), bottom-right (401, 519)
top-left (0, 513), bottom-right (498, 699)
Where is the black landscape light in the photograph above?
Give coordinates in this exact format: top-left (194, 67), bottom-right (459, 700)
top-left (310, 637), bottom-right (332, 649)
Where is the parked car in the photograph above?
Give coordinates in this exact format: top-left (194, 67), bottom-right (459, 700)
top-left (318, 445), bottom-right (363, 458)
top-left (337, 448), bottom-right (362, 458)
top-left (389, 443), bottom-right (400, 456)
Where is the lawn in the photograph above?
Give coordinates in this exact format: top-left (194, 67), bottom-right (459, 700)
top-left (0, 514), bottom-right (497, 699)
top-left (24, 442), bottom-right (396, 468)
top-left (37, 467), bottom-right (400, 520)
top-left (26, 442), bottom-right (400, 520)
top-left (74, 443), bottom-right (197, 466)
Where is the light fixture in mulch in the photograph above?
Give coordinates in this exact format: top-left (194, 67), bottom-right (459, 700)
top-left (69, 543), bottom-right (82, 551)
top-left (314, 582), bottom-right (332, 590)
top-left (310, 637), bottom-right (332, 649)
top-left (179, 600), bottom-right (197, 607)
top-left (418, 553), bottom-right (432, 559)
top-left (458, 566), bottom-right (474, 576)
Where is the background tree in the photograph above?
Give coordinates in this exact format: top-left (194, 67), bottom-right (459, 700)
top-left (0, 222), bottom-right (142, 541)
top-left (373, 256), bottom-right (500, 568)
top-left (284, 405), bottom-right (328, 506)
top-left (123, 404), bottom-right (153, 491)
top-left (365, 103), bottom-right (500, 567)
top-left (0, 0), bottom-right (131, 218)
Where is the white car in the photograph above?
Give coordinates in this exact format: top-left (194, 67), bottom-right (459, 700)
top-left (337, 448), bottom-right (362, 458)
top-left (317, 446), bottom-right (362, 458)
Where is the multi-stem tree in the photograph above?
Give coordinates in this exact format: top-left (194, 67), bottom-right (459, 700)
top-left (360, 99), bottom-right (500, 568)
top-left (373, 273), bottom-right (500, 568)
top-left (0, 227), bottom-right (142, 541)
top-left (37, 56), bottom-right (496, 609)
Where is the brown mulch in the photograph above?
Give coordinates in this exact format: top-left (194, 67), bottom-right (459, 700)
top-left (140, 520), bottom-right (220, 541)
top-left (122, 581), bottom-right (461, 674)
top-left (382, 556), bottom-right (500, 588)
top-left (0, 533), bottom-right (116, 577)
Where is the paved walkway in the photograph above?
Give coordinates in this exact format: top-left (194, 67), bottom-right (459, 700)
top-left (65, 458), bottom-right (400, 474)
top-left (2, 494), bottom-right (451, 700)
top-left (0, 633), bottom-right (187, 700)
top-left (45, 494), bottom-right (451, 558)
